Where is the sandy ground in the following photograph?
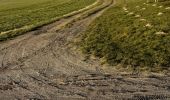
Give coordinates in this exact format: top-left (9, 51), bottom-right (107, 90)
top-left (0, 0), bottom-right (170, 99)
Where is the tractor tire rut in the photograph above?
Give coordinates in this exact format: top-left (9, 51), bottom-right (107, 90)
top-left (0, 0), bottom-right (170, 99)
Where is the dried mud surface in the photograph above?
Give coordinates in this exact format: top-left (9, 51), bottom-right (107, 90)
top-left (0, 0), bottom-right (170, 99)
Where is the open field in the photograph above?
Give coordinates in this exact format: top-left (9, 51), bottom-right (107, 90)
top-left (79, 0), bottom-right (170, 71)
top-left (0, 0), bottom-right (96, 40)
top-left (0, 0), bottom-right (170, 99)
top-left (0, 0), bottom-right (55, 11)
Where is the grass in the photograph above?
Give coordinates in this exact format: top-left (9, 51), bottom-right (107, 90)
top-left (0, 0), bottom-right (96, 41)
top-left (79, 0), bottom-right (170, 71)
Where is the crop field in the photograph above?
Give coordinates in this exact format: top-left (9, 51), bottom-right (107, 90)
top-left (80, 0), bottom-right (170, 71)
top-left (0, 0), bottom-right (96, 40)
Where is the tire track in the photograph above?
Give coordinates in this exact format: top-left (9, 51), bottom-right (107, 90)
top-left (0, 0), bottom-right (112, 72)
top-left (0, 0), bottom-right (170, 99)
top-left (0, 0), bottom-right (102, 52)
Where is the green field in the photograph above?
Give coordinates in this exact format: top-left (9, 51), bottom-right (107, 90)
top-left (0, 0), bottom-right (54, 11)
top-left (79, 0), bottom-right (170, 71)
top-left (0, 0), bottom-right (96, 40)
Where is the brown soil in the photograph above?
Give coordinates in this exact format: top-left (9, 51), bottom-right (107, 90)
top-left (0, 0), bottom-right (169, 99)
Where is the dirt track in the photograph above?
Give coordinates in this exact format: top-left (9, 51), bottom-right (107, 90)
top-left (0, 0), bottom-right (170, 99)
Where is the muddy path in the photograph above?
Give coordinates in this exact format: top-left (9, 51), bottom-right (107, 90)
top-left (0, 0), bottom-right (170, 99)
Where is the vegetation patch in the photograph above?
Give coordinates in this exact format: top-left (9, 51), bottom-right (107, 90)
top-left (0, 0), bottom-right (96, 41)
top-left (79, 0), bottom-right (170, 71)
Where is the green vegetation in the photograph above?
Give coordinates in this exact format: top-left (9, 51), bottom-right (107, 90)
top-left (80, 0), bottom-right (170, 70)
top-left (0, 0), bottom-right (96, 40)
